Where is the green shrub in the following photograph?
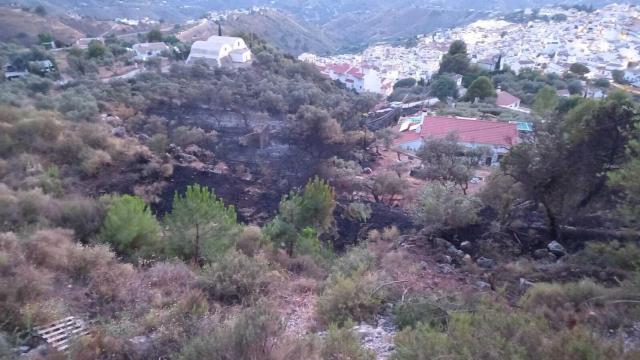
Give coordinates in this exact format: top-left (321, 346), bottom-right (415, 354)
top-left (321, 323), bottom-right (375, 360)
top-left (392, 306), bottom-right (636, 360)
top-left (573, 241), bottom-right (640, 272)
top-left (296, 227), bottom-right (333, 266)
top-left (235, 225), bottom-right (265, 257)
top-left (267, 177), bottom-right (336, 257)
top-left (98, 194), bottom-right (161, 260)
top-left (327, 245), bottom-right (376, 283)
top-left (392, 305), bottom-right (549, 360)
top-left (519, 280), bottom-right (606, 311)
top-left (179, 303), bottom-right (283, 360)
top-left (393, 295), bottom-right (450, 330)
top-left (544, 326), bottom-right (639, 360)
top-left (197, 250), bottom-right (274, 304)
top-left (55, 87), bottom-right (99, 121)
top-left (411, 182), bottom-right (481, 230)
top-left (148, 133), bottom-right (169, 155)
top-left (316, 271), bottom-right (392, 327)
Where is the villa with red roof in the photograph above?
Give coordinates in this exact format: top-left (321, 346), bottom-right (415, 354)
top-left (496, 88), bottom-right (525, 108)
top-left (495, 88), bottom-right (532, 114)
top-left (395, 115), bottom-right (520, 166)
top-left (323, 63), bottom-right (365, 92)
top-left (320, 63), bottom-right (391, 95)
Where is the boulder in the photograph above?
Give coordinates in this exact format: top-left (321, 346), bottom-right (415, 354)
top-left (460, 241), bottom-right (472, 252)
top-left (547, 241), bottom-right (567, 257)
top-left (447, 245), bottom-right (464, 258)
top-left (438, 254), bottom-right (452, 264)
top-left (475, 281), bottom-right (491, 290)
top-left (519, 278), bottom-right (535, 291)
top-left (130, 335), bottom-right (153, 354)
top-left (111, 126), bottom-right (126, 137)
top-left (533, 248), bottom-right (551, 259)
top-left (353, 324), bottom-right (378, 340)
top-left (476, 256), bottom-right (496, 269)
top-left (433, 238), bottom-right (453, 250)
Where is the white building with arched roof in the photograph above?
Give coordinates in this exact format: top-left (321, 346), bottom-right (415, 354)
top-left (186, 36), bottom-right (251, 67)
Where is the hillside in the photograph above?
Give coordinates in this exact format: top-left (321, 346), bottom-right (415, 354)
top-left (321, 7), bottom-right (489, 53)
top-left (0, 7), bottom-right (110, 45)
top-left (179, 10), bottom-right (337, 56)
top-left (5, 0), bottom-right (639, 54)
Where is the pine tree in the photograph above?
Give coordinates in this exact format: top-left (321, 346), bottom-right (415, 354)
top-left (99, 195), bottom-right (161, 260)
top-left (164, 184), bottom-right (239, 264)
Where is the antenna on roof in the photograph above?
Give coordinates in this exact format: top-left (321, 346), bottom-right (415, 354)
top-left (218, 22), bottom-right (222, 36)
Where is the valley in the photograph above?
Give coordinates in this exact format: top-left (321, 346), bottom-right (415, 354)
top-left (0, 1), bottom-right (640, 360)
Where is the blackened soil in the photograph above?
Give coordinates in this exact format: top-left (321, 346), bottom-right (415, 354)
top-left (153, 165), bottom-right (283, 224)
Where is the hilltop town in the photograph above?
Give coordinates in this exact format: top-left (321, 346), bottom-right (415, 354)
top-left (300, 4), bottom-right (640, 95)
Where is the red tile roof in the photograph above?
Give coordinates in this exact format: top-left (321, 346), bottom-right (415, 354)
top-left (347, 67), bottom-right (364, 79)
top-left (496, 91), bottom-right (521, 107)
top-left (397, 116), bottom-right (519, 147)
top-left (327, 63), bottom-right (350, 74)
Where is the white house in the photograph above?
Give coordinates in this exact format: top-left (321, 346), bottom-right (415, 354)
top-left (363, 68), bottom-right (383, 94)
top-left (186, 36), bottom-right (251, 67)
top-left (133, 42), bottom-right (169, 61)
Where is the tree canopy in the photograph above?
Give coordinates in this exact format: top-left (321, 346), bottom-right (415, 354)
top-left (430, 75), bottom-right (458, 101)
top-left (99, 195), bottom-right (161, 260)
top-left (438, 40), bottom-right (470, 75)
top-left (416, 133), bottom-right (490, 194)
top-left (164, 184), bottom-right (240, 264)
top-left (533, 85), bottom-right (559, 116)
top-left (464, 76), bottom-right (496, 101)
top-left (502, 92), bottom-right (639, 239)
top-left (569, 63), bottom-right (590, 76)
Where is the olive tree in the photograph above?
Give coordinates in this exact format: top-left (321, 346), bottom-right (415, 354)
top-left (411, 183), bottom-right (482, 230)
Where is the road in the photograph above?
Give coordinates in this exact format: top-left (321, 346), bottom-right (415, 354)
top-left (612, 82), bottom-right (640, 96)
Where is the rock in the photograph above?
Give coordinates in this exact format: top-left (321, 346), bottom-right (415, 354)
top-left (23, 344), bottom-right (50, 358)
top-left (352, 318), bottom-right (397, 360)
top-left (178, 153), bottom-right (198, 163)
top-left (437, 263), bottom-right (453, 274)
top-left (476, 256), bottom-right (496, 269)
top-left (111, 126), bottom-right (126, 137)
top-left (362, 167), bottom-right (373, 174)
top-left (129, 335), bottom-right (153, 354)
top-left (463, 254), bottom-right (472, 263)
top-left (460, 241), bottom-right (472, 252)
top-left (547, 241), bottom-right (567, 257)
top-left (353, 324), bottom-right (378, 340)
top-left (137, 133), bottom-right (150, 141)
top-left (447, 245), bottom-right (464, 257)
top-left (533, 248), bottom-right (551, 259)
top-left (519, 278), bottom-right (535, 291)
top-left (475, 281), bottom-right (491, 290)
top-left (19, 345), bottom-right (30, 353)
top-left (419, 261), bottom-right (428, 270)
top-left (101, 114), bottom-right (122, 125)
top-left (167, 143), bottom-right (180, 155)
top-left (438, 254), bottom-right (452, 264)
top-left (433, 238), bottom-right (453, 250)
